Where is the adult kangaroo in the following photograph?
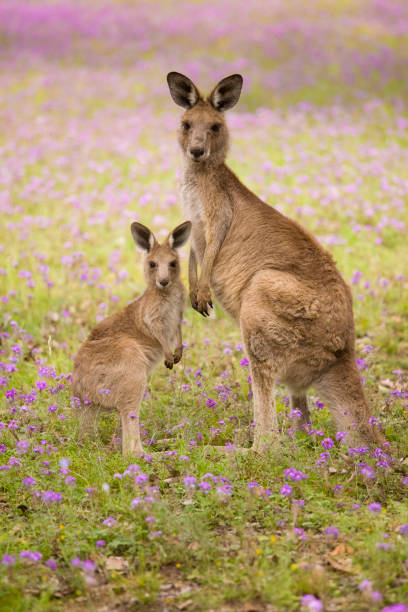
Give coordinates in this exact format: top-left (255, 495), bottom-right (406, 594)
top-left (167, 71), bottom-right (384, 452)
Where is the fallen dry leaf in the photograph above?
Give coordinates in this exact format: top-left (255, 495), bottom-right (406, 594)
top-left (177, 600), bottom-right (193, 610)
top-left (326, 555), bottom-right (354, 573)
top-left (326, 543), bottom-right (355, 573)
top-left (240, 603), bottom-right (265, 612)
top-left (104, 556), bottom-right (129, 571)
top-left (330, 543), bottom-right (354, 556)
top-left (160, 583), bottom-right (174, 591)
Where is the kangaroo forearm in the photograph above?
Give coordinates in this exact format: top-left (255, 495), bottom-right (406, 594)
top-left (199, 205), bottom-right (232, 287)
top-left (173, 325), bottom-right (183, 364)
top-left (175, 325), bottom-right (182, 348)
top-left (199, 238), bottom-right (223, 287)
top-left (188, 249), bottom-right (198, 289)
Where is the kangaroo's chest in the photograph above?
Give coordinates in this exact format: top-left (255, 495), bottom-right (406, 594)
top-left (164, 299), bottom-right (182, 339)
top-left (144, 294), bottom-right (183, 341)
top-left (181, 181), bottom-right (207, 263)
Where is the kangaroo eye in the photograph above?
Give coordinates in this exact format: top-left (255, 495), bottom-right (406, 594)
top-left (149, 261), bottom-right (156, 269)
top-left (182, 121), bottom-right (191, 131)
top-left (211, 123), bottom-right (221, 133)
top-left (169, 261), bottom-right (177, 268)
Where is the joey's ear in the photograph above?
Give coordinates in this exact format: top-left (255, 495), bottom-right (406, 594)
top-left (131, 222), bottom-right (156, 252)
top-left (208, 74), bottom-right (243, 111)
top-left (168, 221), bottom-right (192, 249)
top-left (167, 72), bottom-right (201, 109)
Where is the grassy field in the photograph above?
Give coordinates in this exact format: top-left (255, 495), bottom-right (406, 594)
top-left (1, 1), bottom-right (408, 610)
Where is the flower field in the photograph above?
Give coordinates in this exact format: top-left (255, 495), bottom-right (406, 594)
top-left (0, 1), bottom-right (408, 610)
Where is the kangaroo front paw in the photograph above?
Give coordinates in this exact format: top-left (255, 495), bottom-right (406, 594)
top-left (189, 287), bottom-right (199, 311)
top-left (196, 285), bottom-right (213, 317)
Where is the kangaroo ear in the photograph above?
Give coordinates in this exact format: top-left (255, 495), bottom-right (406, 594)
top-left (168, 221), bottom-right (192, 249)
top-left (209, 74), bottom-right (243, 111)
top-left (131, 222), bottom-right (155, 252)
top-left (167, 72), bottom-right (201, 109)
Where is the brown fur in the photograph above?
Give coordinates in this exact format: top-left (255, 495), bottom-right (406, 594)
top-left (167, 72), bottom-right (385, 452)
top-left (72, 221), bottom-right (191, 454)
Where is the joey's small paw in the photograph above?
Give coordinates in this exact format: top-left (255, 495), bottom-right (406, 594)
top-left (173, 349), bottom-right (182, 364)
top-left (164, 358), bottom-right (174, 370)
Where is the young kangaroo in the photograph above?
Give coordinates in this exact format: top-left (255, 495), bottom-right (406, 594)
top-left (72, 221), bottom-right (191, 455)
top-left (167, 71), bottom-right (385, 452)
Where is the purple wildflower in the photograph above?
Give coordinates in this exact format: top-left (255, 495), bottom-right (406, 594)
top-left (183, 476), bottom-right (196, 490)
top-left (359, 579), bottom-right (373, 592)
top-left (325, 526), bottom-right (339, 538)
top-left (280, 484), bottom-right (293, 497)
top-left (131, 497), bottom-right (142, 509)
top-left (216, 484), bottom-right (232, 500)
top-left (284, 467), bottom-right (308, 481)
top-left (1, 554), bottom-right (15, 566)
top-left (359, 463), bottom-right (375, 479)
top-left (134, 473), bottom-right (149, 486)
top-left (294, 527), bottom-right (307, 540)
top-left (22, 477), bottom-right (36, 488)
top-left (316, 452), bottom-right (330, 465)
top-left (247, 481), bottom-right (259, 490)
top-left (20, 550), bottom-right (42, 562)
top-left (321, 437), bottom-right (334, 449)
top-left (41, 490), bottom-right (63, 504)
top-left (83, 560), bottom-right (96, 573)
top-left (301, 594), bottom-right (323, 612)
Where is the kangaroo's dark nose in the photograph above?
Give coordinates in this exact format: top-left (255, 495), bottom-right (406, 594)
top-left (190, 147), bottom-right (205, 159)
top-left (159, 279), bottom-right (169, 287)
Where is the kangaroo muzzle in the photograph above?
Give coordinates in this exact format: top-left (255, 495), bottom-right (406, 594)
top-left (189, 146), bottom-right (205, 160)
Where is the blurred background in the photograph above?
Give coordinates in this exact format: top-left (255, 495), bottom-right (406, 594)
top-left (1, 0), bottom-right (408, 104)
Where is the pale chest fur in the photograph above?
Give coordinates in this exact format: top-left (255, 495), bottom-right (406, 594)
top-left (181, 180), bottom-right (207, 263)
top-left (142, 290), bottom-right (184, 344)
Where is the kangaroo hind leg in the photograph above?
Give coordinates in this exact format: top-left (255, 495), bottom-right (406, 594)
top-left (75, 400), bottom-right (101, 443)
top-left (314, 356), bottom-right (385, 447)
top-left (118, 381), bottom-right (146, 456)
top-left (290, 394), bottom-right (310, 431)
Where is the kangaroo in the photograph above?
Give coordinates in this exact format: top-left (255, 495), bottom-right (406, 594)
top-left (72, 220), bottom-right (191, 455)
top-left (167, 71), bottom-right (385, 452)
